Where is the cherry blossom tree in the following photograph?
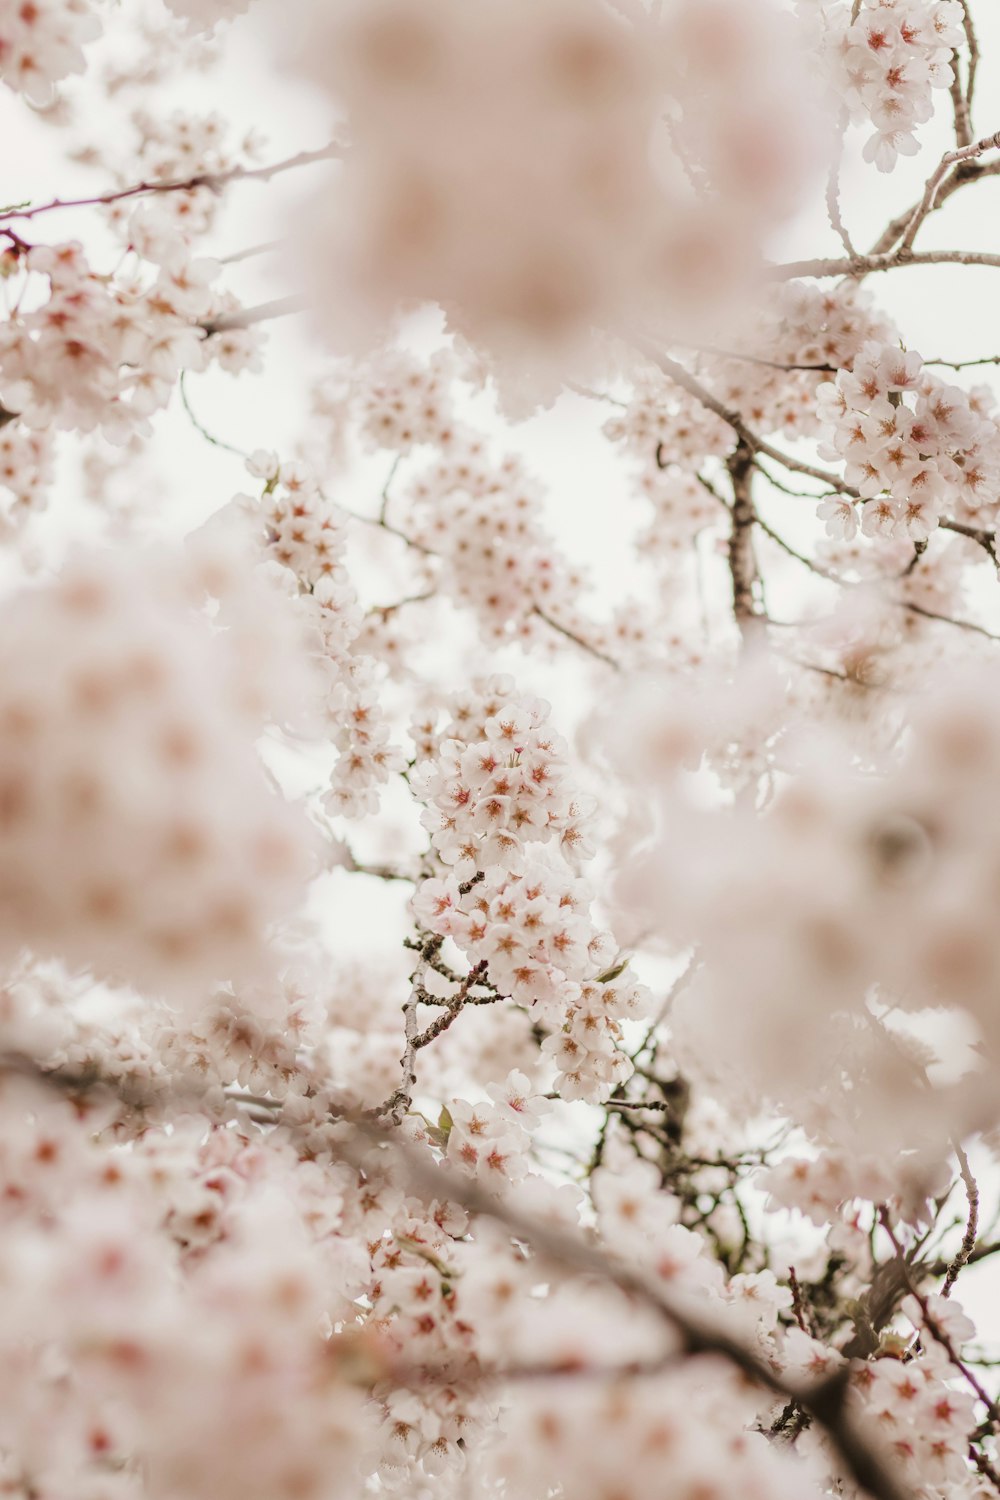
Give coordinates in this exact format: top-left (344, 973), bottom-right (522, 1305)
top-left (2, 2), bottom-right (1000, 1499)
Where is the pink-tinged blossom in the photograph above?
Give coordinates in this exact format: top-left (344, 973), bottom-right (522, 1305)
top-left (0, 0), bottom-right (100, 102)
top-left (816, 339), bottom-right (1000, 542)
top-left (802, 0), bottom-right (961, 171)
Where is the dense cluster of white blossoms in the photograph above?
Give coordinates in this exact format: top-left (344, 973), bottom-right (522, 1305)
top-left (411, 679), bottom-right (651, 1102)
top-left (816, 340), bottom-right (1000, 540)
top-left (257, 453), bottom-right (409, 818)
top-left (605, 284), bottom-right (896, 487)
top-left (1, 3), bottom-right (1000, 1500)
top-left (0, 241), bottom-right (259, 446)
top-left (800, 0), bottom-right (964, 171)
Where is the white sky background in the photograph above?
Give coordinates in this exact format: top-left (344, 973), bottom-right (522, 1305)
top-left (4, 0), bottom-right (1000, 1353)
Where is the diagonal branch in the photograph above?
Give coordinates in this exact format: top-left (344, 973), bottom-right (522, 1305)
top-left (0, 143), bottom-right (341, 227)
top-left (338, 1118), bottom-right (919, 1500)
top-left (899, 129), bottom-right (1000, 255)
top-left (641, 344), bottom-right (854, 494)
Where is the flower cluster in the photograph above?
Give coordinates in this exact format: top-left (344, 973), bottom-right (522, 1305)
top-left (408, 443), bottom-right (588, 649)
top-left (850, 1320), bottom-right (977, 1489)
top-left (246, 452), bottom-right (407, 818)
top-left (603, 369), bottom-right (733, 474)
top-left (411, 679), bottom-right (651, 1101)
top-left (606, 284), bottom-right (894, 486)
top-left (617, 655), bottom-right (1000, 1177)
top-left (816, 340), bottom-right (1000, 541)
top-left (353, 346), bottom-right (462, 455)
top-left (103, 109), bottom-right (262, 269)
top-left (494, 1371), bottom-right (810, 1500)
top-left (804, 0), bottom-right (963, 171)
top-left (0, 0), bottom-right (100, 102)
top-left (444, 1070), bottom-right (546, 1187)
top-left (365, 1196), bottom-right (487, 1481)
top-left (710, 283), bottom-right (897, 443)
top-left (0, 241), bottom-right (257, 439)
top-left (0, 1077), bottom-right (375, 1500)
top-left (410, 679), bottom-right (594, 880)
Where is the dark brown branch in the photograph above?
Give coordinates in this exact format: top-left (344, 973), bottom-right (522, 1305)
top-left (411, 961), bottom-right (495, 1049)
top-left (939, 518), bottom-right (999, 564)
top-left (726, 442), bottom-right (761, 635)
top-left (338, 1120), bottom-right (919, 1500)
top-left (642, 344), bottom-right (855, 495)
top-left (942, 1144), bottom-right (981, 1298)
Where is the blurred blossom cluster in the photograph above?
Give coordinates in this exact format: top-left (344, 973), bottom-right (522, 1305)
top-left (0, 0), bottom-right (100, 103)
top-left (0, 541), bottom-right (318, 996)
top-left (287, 0), bottom-right (827, 379)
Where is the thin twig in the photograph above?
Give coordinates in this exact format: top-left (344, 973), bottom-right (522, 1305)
top-left (899, 129), bottom-right (1000, 254)
top-left (411, 961), bottom-right (494, 1049)
top-left (826, 113), bottom-right (857, 257)
top-left (378, 934), bottom-right (442, 1126)
top-left (216, 239), bottom-right (284, 267)
top-left (178, 372), bottom-right (248, 458)
top-left (532, 607), bottom-right (621, 671)
top-left (0, 143), bottom-right (341, 226)
top-left (903, 601), bottom-right (1000, 642)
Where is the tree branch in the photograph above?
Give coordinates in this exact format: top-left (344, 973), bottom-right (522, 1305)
top-left (899, 129), bottom-right (1000, 255)
top-left (642, 344), bottom-right (854, 494)
top-left (337, 1119), bottom-right (920, 1500)
top-left (726, 441), bottom-right (761, 636)
top-left (0, 143), bottom-right (341, 227)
